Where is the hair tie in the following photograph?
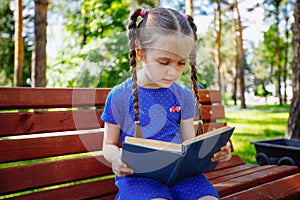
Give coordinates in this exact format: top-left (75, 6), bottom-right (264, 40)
top-left (182, 14), bottom-right (188, 20)
top-left (140, 8), bottom-right (147, 17)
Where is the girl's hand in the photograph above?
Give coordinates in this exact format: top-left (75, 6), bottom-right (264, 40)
top-left (112, 156), bottom-right (134, 177)
top-left (211, 141), bottom-right (232, 162)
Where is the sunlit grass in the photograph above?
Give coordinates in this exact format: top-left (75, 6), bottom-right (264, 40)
top-left (225, 105), bottom-right (290, 164)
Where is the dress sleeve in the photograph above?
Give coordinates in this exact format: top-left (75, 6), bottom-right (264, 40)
top-left (101, 88), bottom-right (124, 125)
top-left (181, 87), bottom-right (196, 120)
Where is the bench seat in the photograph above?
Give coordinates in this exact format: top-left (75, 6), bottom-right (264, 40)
top-left (0, 87), bottom-right (299, 199)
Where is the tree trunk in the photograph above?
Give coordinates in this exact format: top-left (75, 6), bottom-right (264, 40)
top-left (185, 0), bottom-right (193, 15)
top-left (283, 13), bottom-right (289, 104)
top-left (214, 0), bottom-right (222, 93)
top-left (81, 0), bottom-right (88, 47)
top-left (286, 0), bottom-right (300, 139)
top-left (231, 5), bottom-right (238, 105)
top-left (275, 5), bottom-right (282, 105)
top-left (155, 0), bottom-right (160, 7)
top-left (31, 0), bottom-right (48, 87)
top-left (14, 0), bottom-right (24, 87)
top-left (234, 0), bottom-right (246, 109)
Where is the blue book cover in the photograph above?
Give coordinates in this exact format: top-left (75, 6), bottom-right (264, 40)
top-left (122, 126), bottom-right (235, 186)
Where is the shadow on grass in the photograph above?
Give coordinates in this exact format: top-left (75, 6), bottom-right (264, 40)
top-left (227, 118), bottom-right (288, 126)
top-left (234, 129), bottom-right (284, 138)
top-left (248, 104), bottom-right (290, 111)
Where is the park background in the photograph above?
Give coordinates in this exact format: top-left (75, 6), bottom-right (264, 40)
top-left (1, 0), bottom-right (300, 163)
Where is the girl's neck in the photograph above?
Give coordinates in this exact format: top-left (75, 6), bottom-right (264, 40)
top-left (136, 70), bottom-right (161, 89)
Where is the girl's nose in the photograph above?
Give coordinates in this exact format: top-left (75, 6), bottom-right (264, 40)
top-left (166, 65), bottom-right (177, 76)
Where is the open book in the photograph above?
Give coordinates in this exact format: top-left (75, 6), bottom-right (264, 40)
top-left (122, 126), bottom-right (234, 186)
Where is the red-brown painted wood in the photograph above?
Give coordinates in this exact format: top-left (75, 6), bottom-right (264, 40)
top-left (0, 131), bottom-right (104, 163)
top-left (201, 105), bottom-right (225, 120)
top-left (210, 165), bottom-right (275, 184)
top-left (202, 122), bottom-right (227, 133)
top-left (215, 165), bottom-right (299, 197)
top-left (1, 88), bottom-right (299, 200)
top-left (8, 178), bottom-right (117, 200)
top-left (0, 109), bottom-right (104, 136)
top-left (198, 90), bottom-right (222, 104)
top-left (206, 164), bottom-right (257, 180)
top-left (221, 173), bottom-right (300, 200)
top-left (0, 87), bottom-right (110, 109)
top-left (0, 155), bottom-right (112, 195)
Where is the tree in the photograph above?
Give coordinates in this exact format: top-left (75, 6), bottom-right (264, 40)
top-left (282, 2), bottom-right (294, 104)
top-left (274, 0), bottom-right (283, 105)
top-left (0, 1), bottom-right (14, 86)
top-left (48, 0), bottom-right (131, 88)
top-left (287, 0), bottom-right (300, 139)
top-left (214, 0), bottom-right (222, 92)
top-left (231, 2), bottom-right (238, 105)
top-left (185, 0), bottom-right (193, 15)
top-left (155, 0), bottom-right (160, 7)
top-left (14, 0), bottom-right (24, 87)
top-left (233, 0), bottom-right (246, 108)
top-left (263, 0), bottom-right (290, 105)
top-left (31, 0), bottom-right (48, 87)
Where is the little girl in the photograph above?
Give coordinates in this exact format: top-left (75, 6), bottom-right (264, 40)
top-left (101, 7), bottom-right (231, 200)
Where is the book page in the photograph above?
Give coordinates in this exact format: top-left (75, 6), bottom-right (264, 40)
top-left (182, 126), bottom-right (232, 145)
top-left (124, 137), bottom-right (183, 153)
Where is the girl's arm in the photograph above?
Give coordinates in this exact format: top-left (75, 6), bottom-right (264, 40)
top-left (102, 122), bottom-right (133, 177)
top-left (180, 118), bottom-right (231, 162)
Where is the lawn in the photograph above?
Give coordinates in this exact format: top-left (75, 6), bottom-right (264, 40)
top-left (225, 104), bottom-right (290, 164)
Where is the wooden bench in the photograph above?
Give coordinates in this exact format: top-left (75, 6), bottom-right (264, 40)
top-left (0, 87), bottom-right (299, 199)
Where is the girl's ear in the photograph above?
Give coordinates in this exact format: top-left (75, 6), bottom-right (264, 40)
top-left (135, 47), bottom-right (144, 62)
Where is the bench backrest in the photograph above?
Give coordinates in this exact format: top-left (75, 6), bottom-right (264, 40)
top-left (0, 87), bottom-right (226, 199)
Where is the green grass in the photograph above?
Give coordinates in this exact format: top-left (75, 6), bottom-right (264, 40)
top-left (225, 104), bottom-right (290, 164)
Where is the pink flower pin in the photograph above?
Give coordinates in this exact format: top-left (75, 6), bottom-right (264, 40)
top-left (170, 106), bottom-right (181, 113)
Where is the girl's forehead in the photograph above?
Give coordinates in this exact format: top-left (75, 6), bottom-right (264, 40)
top-left (144, 35), bottom-right (195, 58)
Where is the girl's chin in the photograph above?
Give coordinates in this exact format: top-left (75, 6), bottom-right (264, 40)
top-left (159, 82), bottom-right (173, 88)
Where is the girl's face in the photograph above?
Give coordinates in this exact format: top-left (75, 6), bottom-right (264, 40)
top-left (137, 35), bottom-right (194, 88)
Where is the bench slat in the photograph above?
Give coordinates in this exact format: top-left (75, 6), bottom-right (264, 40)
top-left (202, 122), bottom-right (227, 133)
top-left (213, 155), bottom-right (245, 170)
top-left (210, 165), bottom-right (275, 184)
top-left (200, 105), bottom-right (225, 120)
top-left (0, 110), bottom-right (104, 136)
top-left (0, 88), bottom-right (110, 109)
top-left (0, 88), bottom-right (221, 109)
top-left (214, 165), bottom-right (299, 197)
top-left (7, 178), bottom-right (117, 200)
top-left (0, 131), bottom-right (103, 163)
top-left (206, 164), bottom-right (257, 180)
top-left (221, 173), bottom-right (300, 200)
top-left (198, 90), bottom-right (222, 104)
top-left (0, 155), bottom-right (112, 195)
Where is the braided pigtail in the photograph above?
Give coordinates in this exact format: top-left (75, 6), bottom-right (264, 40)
top-left (187, 15), bottom-right (203, 135)
top-left (128, 8), bottom-right (143, 138)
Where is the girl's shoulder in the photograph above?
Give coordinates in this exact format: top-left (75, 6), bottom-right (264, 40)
top-left (110, 78), bottom-right (132, 97)
top-left (170, 82), bottom-right (193, 97)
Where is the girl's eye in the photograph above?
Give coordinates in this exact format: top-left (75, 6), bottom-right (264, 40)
top-left (179, 62), bottom-right (186, 66)
top-left (159, 61), bottom-right (169, 65)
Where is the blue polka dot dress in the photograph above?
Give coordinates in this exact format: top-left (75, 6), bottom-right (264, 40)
top-left (101, 78), bottom-right (220, 200)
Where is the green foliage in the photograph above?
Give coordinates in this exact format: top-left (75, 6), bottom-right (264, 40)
top-left (65, 0), bottom-right (129, 46)
top-left (48, 0), bottom-right (131, 88)
top-left (48, 30), bottom-right (130, 88)
top-left (255, 83), bottom-right (272, 97)
top-left (0, 1), bottom-right (15, 86)
top-left (251, 23), bottom-right (291, 92)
